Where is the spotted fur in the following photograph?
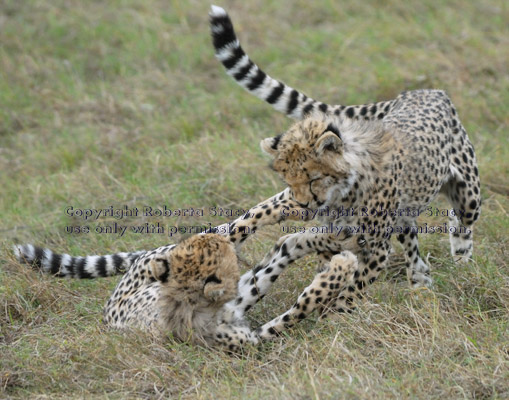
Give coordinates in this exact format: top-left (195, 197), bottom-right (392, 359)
top-left (15, 196), bottom-right (333, 348)
top-left (101, 234), bottom-right (260, 348)
top-left (222, 112), bottom-right (481, 339)
top-left (210, 7), bottom-right (481, 337)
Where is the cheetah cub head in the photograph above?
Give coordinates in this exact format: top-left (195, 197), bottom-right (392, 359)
top-left (151, 234), bottom-right (240, 306)
top-left (261, 118), bottom-right (354, 209)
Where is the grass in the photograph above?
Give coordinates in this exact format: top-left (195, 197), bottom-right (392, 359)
top-left (1, 0), bottom-right (508, 398)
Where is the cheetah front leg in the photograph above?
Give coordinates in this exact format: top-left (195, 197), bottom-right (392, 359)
top-left (211, 322), bottom-right (259, 352)
top-left (213, 188), bottom-right (308, 248)
top-left (256, 251), bottom-right (358, 340)
top-left (227, 232), bottom-right (354, 320)
top-left (396, 219), bottom-right (433, 288)
top-left (222, 231), bottom-right (320, 321)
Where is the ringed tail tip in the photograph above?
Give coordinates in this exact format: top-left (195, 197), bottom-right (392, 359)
top-left (210, 5), bottom-right (227, 17)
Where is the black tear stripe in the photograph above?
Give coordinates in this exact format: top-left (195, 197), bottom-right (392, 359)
top-left (210, 14), bottom-right (237, 50)
top-left (222, 46), bottom-right (245, 70)
top-left (286, 89), bottom-right (299, 115)
top-left (247, 69), bottom-right (267, 91)
top-left (233, 60), bottom-right (254, 81)
top-left (204, 274), bottom-right (222, 285)
top-left (266, 82), bottom-right (285, 104)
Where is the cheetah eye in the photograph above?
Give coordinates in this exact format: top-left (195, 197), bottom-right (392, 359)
top-left (309, 177), bottom-right (323, 187)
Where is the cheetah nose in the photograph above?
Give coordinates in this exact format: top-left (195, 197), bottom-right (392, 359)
top-left (296, 200), bottom-right (309, 208)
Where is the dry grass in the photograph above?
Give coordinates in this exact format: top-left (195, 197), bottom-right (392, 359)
top-left (1, 0), bottom-right (508, 398)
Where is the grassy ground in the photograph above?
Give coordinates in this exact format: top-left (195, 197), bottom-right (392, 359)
top-left (1, 0), bottom-right (508, 398)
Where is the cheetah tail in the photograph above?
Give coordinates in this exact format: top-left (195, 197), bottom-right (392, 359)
top-left (209, 5), bottom-right (333, 120)
top-left (13, 244), bottom-right (145, 278)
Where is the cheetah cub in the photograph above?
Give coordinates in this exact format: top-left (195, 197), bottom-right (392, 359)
top-left (15, 234), bottom-right (258, 350)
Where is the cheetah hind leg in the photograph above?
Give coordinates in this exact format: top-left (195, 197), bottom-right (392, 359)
top-left (448, 213), bottom-right (474, 263)
top-left (255, 251), bottom-right (358, 340)
top-left (442, 174), bottom-right (481, 264)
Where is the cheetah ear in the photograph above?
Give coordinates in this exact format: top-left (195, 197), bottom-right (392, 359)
top-left (260, 134), bottom-right (281, 157)
top-left (149, 258), bottom-right (171, 283)
top-left (315, 132), bottom-right (343, 156)
top-left (325, 123), bottom-right (341, 138)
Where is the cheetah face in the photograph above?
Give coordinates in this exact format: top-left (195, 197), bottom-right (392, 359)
top-left (261, 119), bottom-right (351, 209)
top-left (166, 234), bottom-right (240, 305)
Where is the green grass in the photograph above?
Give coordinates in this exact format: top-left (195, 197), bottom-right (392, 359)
top-left (1, 0), bottom-right (508, 398)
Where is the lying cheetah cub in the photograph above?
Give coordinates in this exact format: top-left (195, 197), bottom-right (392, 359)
top-left (15, 234), bottom-right (257, 350)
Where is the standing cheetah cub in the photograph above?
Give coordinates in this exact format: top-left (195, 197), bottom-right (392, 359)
top-left (210, 5), bottom-right (481, 288)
